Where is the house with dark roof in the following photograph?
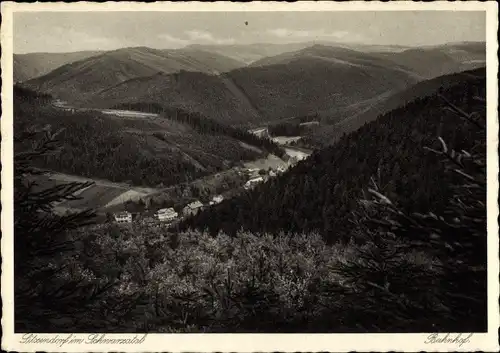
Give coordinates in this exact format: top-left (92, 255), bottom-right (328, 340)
top-left (182, 200), bottom-right (204, 216)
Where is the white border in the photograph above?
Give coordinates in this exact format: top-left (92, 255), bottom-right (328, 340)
top-left (1, 2), bottom-right (498, 352)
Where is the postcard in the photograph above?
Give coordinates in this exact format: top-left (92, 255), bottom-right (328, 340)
top-left (1, 1), bottom-right (498, 352)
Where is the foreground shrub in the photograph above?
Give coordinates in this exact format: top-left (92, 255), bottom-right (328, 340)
top-left (34, 225), bottom-right (435, 333)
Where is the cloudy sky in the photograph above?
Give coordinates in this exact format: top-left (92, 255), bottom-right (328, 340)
top-left (14, 11), bottom-right (486, 54)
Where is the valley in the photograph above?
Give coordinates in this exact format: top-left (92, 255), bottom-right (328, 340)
top-left (23, 95), bottom-right (312, 220)
top-left (14, 41), bottom-right (486, 222)
top-left (181, 70), bottom-right (486, 242)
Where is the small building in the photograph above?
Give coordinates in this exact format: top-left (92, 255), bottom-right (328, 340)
top-left (183, 200), bottom-right (204, 216)
top-left (156, 208), bottom-right (178, 222)
top-left (269, 169), bottom-right (277, 177)
top-left (244, 177), bottom-right (264, 189)
top-left (250, 128), bottom-right (270, 138)
top-left (209, 195), bottom-right (224, 206)
top-left (114, 211), bottom-right (132, 224)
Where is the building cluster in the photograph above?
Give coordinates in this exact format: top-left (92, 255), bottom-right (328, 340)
top-left (111, 159), bottom-right (303, 225)
top-left (112, 195), bottom-right (225, 225)
top-left (242, 165), bottom-right (289, 190)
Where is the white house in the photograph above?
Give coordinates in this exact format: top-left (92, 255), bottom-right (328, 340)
top-left (209, 195), bottom-right (224, 205)
top-left (114, 211), bottom-right (132, 224)
top-left (156, 208), bottom-right (178, 222)
top-left (244, 177), bottom-right (264, 189)
top-left (183, 200), bottom-right (204, 216)
top-left (249, 128), bottom-right (269, 138)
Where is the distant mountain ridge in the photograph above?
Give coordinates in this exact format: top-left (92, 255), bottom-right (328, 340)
top-left (368, 42), bottom-right (485, 79)
top-left (20, 41), bottom-right (485, 130)
top-left (26, 43), bottom-right (420, 128)
top-left (184, 42), bottom-right (319, 64)
top-left (15, 40), bottom-right (484, 82)
top-left (250, 44), bottom-right (411, 69)
top-left (251, 42), bottom-right (485, 80)
top-left (14, 50), bottom-right (103, 82)
top-left (183, 41), bottom-right (414, 64)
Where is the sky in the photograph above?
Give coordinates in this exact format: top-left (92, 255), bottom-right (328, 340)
top-left (14, 11), bottom-right (486, 54)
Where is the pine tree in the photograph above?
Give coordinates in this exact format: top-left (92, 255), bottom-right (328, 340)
top-left (334, 94), bottom-right (487, 332)
top-left (14, 125), bottom-right (96, 331)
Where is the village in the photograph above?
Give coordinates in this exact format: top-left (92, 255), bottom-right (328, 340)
top-left (99, 122), bottom-right (313, 228)
top-left (45, 106), bottom-right (314, 228)
top-left (110, 159), bottom-right (301, 227)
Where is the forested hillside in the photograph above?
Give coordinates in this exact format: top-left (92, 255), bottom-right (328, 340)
top-left (87, 54), bottom-right (416, 127)
top-left (113, 102), bottom-right (286, 158)
top-left (225, 52), bottom-right (417, 121)
top-left (14, 87), bottom-right (271, 187)
top-left (180, 71), bottom-right (486, 244)
top-left (14, 50), bottom-right (102, 82)
top-left (306, 68), bottom-right (486, 147)
top-left (80, 71), bottom-right (263, 127)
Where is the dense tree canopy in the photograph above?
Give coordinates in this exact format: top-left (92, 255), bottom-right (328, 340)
top-left (14, 87), bottom-right (279, 188)
top-left (113, 102), bottom-right (287, 158)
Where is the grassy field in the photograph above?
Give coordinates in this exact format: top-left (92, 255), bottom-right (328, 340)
top-left (30, 152), bottom-right (283, 215)
top-left (63, 185), bottom-right (128, 209)
top-left (272, 136), bottom-right (303, 145)
top-left (243, 154), bottom-right (288, 170)
top-left (30, 172), bottom-right (159, 212)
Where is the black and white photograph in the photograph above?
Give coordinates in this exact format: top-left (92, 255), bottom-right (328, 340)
top-left (1, 1), bottom-right (498, 352)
